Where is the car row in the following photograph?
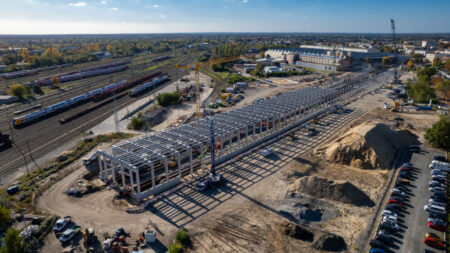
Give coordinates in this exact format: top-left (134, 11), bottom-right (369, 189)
top-left (423, 158), bottom-right (448, 250)
top-left (370, 162), bottom-right (415, 253)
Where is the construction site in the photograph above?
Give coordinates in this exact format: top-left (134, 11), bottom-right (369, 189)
top-left (18, 61), bottom-right (438, 253)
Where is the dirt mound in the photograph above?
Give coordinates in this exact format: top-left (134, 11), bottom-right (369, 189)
top-left (278, 222), bottom-right (314, 241)
top-left (288, 176), bottom-right (373, 206)
top-left (312, 231), bottom-right (346, 252)
top-left (142, 108), bottom-right (169, 127)
top-left (315, 122), bottom-right (417, 169)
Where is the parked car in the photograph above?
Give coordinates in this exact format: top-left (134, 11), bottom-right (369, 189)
top-left (428, 217), bottom-right (447, 225)
top-left (433, 156), bottom-right (447, 162)
top-left (399, 171), bottom-right (411, 179)
top-left (429, 220), bottom-right (447, 231)
top-left (431, 169), bottom-right (446, 176)
top-left (429, 213), bottom-right (447, 221)
top-left (391, 189), bottom-right (406, 197)
top-left (369, 239), bottom-right (388, 251)
top-left (370, 248), bottom-right (386, 253)
top-left (399, 166), bottom-right (411, 172)
top-left (386, 203), bottom-right (402, 211)
top-left (402, 162), bottom-right (413, 168)
top-left (53, 216), bottom-right (71, 232)
top-left (433, 190), bottom-right (446, 198)
top-left (429, 186), bottom-right (446, 192)
top-left (426, 232), bottom-right (443, 241)
top-left (382, 215), bottom-right (397, 224)
top-left (380, 221), bottom-right (399, 232)
top-left (424, 237), bottom-right (444, 249)
top-left (381, 210), bottom-right (398, 219)
top-left (397, 179), bottom-right (410, 186)
top-left (429, 199), bottom-right (447, 208)
top-left (390, 194), bottom-right (404, 201)
top-left (424, 204), bottom-right (447, 214)
top-left (387, 199), bottom-right (403, 206)
top-left (408, 145), bottom-right (420, 152)
top-left (429, 181), bottom-right (446, 188)
top-left (376, 232), bottom-right (394, 246)
top-left (430, 194), bottom-right (447, 203)
top-left (431, 176), bottom-right (446, 183)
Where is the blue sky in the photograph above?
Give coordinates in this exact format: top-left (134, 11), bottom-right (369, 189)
top-left (0, 0), bottom-right (449, 34)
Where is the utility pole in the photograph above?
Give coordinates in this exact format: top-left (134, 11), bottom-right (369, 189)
top-left (114, 92), bottom-right (120, 133)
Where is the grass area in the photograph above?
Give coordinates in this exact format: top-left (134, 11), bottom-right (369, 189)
top-left (141, 59), bottom-right (172, 72)
top-left (217, 71), bottom-right (230, 79)
top-left (0, 132), bottom-right (134, 213)
top-left (227, 73), bottom-right (255, 84)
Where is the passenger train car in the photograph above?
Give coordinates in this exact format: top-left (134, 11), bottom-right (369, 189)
top-left (128, 74), bottom-right (168, 96)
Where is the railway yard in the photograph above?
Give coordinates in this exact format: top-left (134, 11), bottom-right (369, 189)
top-left (0, 51), bottom-right (193, 183)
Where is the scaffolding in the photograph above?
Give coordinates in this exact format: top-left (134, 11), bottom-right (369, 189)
top-left (97, 73), bottom-right (370, 201)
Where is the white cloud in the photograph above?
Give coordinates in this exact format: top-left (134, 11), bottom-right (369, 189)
top-left (242, 0), bottom-right (248, 3)
top-left (152, 4), bottom-right (159, 8)
top-left (159, 14), bottom-right (166, 19)
top-left (101, 0), bottom-right (107, 4)
top-left (110, 7), bottom-right (118, 11)
top-left (68, 1), bottom-right (87, 7)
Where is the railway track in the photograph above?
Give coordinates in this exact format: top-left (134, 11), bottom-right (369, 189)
top-left (0, 52), bottom-right (185, 118)
top-left (0, 55), bottom-right (192, 178)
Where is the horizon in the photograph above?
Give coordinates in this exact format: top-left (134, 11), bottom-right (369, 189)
top-left (1, 0), bottom-right (449, 34)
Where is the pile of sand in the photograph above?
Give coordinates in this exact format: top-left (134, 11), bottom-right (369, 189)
top-left (288, 176), bottom-right (373, 207)
top-left (315, 122), bottom-right (417, 170)
top-left (278, 222), bottom-right (314, 241)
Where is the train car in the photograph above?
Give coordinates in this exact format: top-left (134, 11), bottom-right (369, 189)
top-left (45, 101), bottom-right (68, 114)
top-left (152, 56), bottom-right (170, 62)
top-left (128, 74), bottom-right (168, 97)
top-left (12, 109), bottom-right (47, 127)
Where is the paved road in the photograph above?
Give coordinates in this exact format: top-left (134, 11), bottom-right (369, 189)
top-left (392, 146), bottom-right (446, 253)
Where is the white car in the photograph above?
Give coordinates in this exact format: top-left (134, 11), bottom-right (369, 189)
top-left (381, 210), bottom-right (398, 219)
top-left (429, 186), bottom-right (446, 192)
top-left (429, 199), bottom-right (447, 208)
top-left (261, 148), bottom-right (273, 157)
top-left (53, 216), bottom-right (71, 232)
top-left (391, 189), bottom-right (405, 197)
top-left (424, 204), bottom-right (447, 214)
top-left (380, 220), bottom-right (399, 230)
top-left (382, 215), bottom-right (397, 224)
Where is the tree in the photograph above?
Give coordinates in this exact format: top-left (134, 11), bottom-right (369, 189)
top-left (255, 63), bottom-right (264, 74)
top-left (51, 76), bottom-right (60, 88)
top-left (0, 206), bottom-right (10, 227)
top-left (432, 57), bottom-right (442, 68)
top-left (406, 60), bottom-right (414, 69)
top-left (106, 44), bottom-right (113, 53)
top-left (157, 92), bottom-right (181, 107)
top-left (431, 76), bottom-right (443, 86)
top-left (406, 81), bottom-right (435, 103)
top-left (425, 116), bottom-right (450, 151)
top-left (1, 228), bottom-right (28, 253)
top-left (87, 43), bottom-right (100, 52)
top-left (8, 84), bottom-right (28, 99)
top-left (19, 49), bottom-right (29, 60)
top-left (445, 59), bottom-right (450, 72)
top-left (436, 80), bottom-right (450, 101)
top-left (259, 50), bottom-right (265, 58)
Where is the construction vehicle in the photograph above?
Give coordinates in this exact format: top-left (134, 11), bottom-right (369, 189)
top-left (0, 131), bottom-right (12, 150)
top-left (83, 228), bottom-right (96, 251)
top-left (195, 105), bottom-right (224, 191)
top-left (391, 101), bottom-right (401, 112)
top-left (312, 116), bottom-right (319, 124)
top-left (175, 56), bottom-right (240, 119)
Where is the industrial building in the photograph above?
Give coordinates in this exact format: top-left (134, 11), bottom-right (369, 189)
top-left (266, 45), bottom-right (395, 72)
top-left (95, 74), bottom-right (369, 202)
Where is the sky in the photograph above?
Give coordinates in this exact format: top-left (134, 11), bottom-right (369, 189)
top-left (0, 0), bottom-right (449, 34)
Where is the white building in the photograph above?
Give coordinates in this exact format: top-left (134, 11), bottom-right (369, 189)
top-left (263, 66), bottom-right (282, 74)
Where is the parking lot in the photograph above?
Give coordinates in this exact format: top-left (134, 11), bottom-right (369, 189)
top-left (371, 146), bottom-right (447, 253)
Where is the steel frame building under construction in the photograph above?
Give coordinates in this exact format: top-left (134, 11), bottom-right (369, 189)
top-left (96, 73), bottom-right (370, 202)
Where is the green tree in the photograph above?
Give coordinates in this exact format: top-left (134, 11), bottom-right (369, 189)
top-left (432, 57), bottom-right (442, 68)
top-left (157, 92), bottom-right (181, 107)
top-left (8, 84), bottom-right (28, 99)
top-left (436, 80), bottom-right (450, 101)
top-left (406, 81), bottom-right (435, 103)
top-left (1, 228), bottom-right (28, 253)
top-left (259, 50), bottom-right (265, 58)
top-left (424, 116), bottom-right (450, 151)
top-left (445, 59), bottom-right (450, 72)
top-left (0, 206), bottom-right (10, 227)
top-left (255, 63), bottom-right (264, 74)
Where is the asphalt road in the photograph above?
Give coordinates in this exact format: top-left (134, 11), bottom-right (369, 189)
top-left (392, 146), bottom-right (446, 253)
